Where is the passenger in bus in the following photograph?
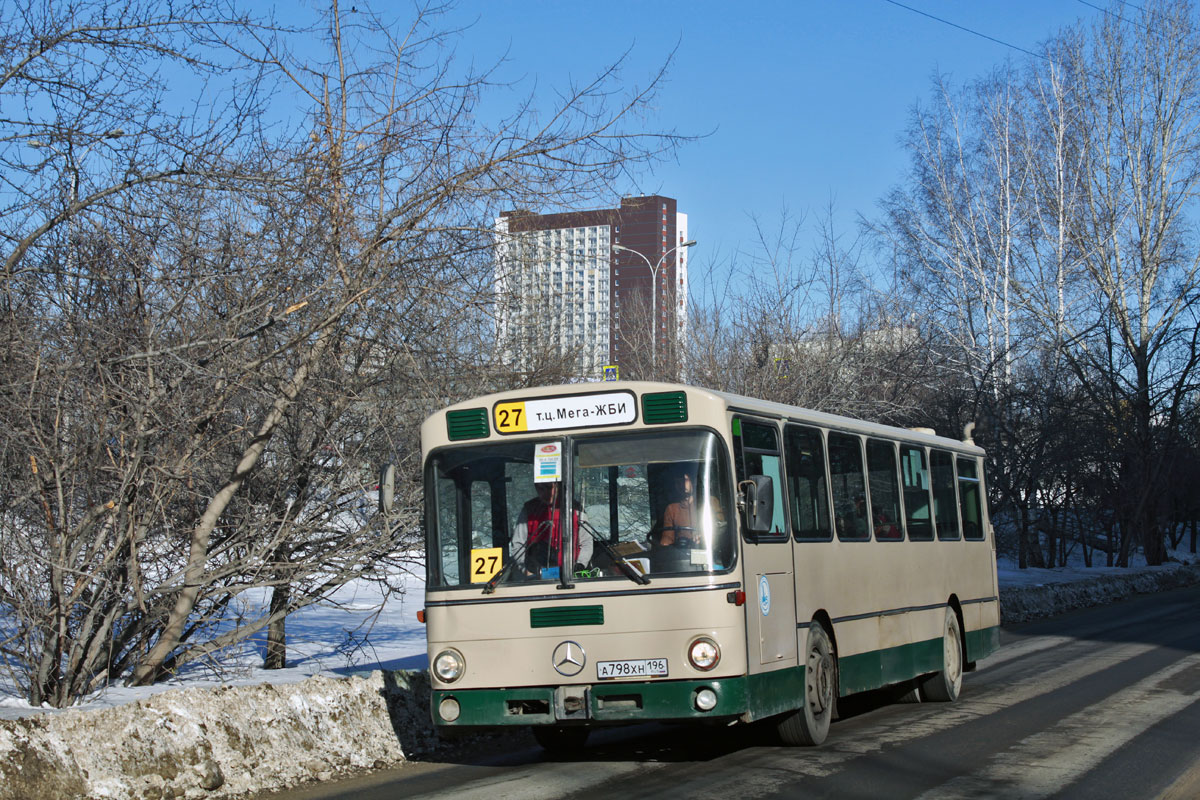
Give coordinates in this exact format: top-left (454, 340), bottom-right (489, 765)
top-left (511, 481), bottom-right (592, 579)
top-left (873, 507), bottom-right (902, 539)
top-left (850, 494), bottom-right (900, 539)
top-left (659, 469), bottom-right (698, 546)
top-left (658, 469), bottom-right (725, 546)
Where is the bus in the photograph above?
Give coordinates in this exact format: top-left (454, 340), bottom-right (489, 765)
top-left (394, 381), bottom-right (1000, 749)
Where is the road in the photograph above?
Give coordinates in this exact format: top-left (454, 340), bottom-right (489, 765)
top-left (264, 584), bottom-right (1200, 799)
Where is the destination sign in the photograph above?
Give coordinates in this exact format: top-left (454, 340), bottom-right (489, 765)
top-left (493, 390), bottom-right (637, 435)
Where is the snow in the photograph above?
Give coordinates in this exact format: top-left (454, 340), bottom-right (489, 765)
top-left (996, 545), bottom-right (1198, 589)
top-left (0, 565), bottom-right (430, 721)
top-left (2, 546), bottom-right (1196, 721)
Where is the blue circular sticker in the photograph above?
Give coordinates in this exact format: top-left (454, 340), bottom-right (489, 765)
top-left (759, 575), bottom-right (771, 616)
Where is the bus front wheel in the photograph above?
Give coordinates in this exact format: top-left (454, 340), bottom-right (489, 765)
top-left (532, 725), bottom-right (590, 753)
top-left (778, 623), bottom-right (835, 746)
top-left (920, 607), bottom-right (963, 702)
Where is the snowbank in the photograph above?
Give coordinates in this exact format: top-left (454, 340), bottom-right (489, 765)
top-left (2, 563), bottom-right (1199, 799)
top-left (998, 562), bottom-right (1200, 624)
top-left (0, 671), bottom-right (426, 800)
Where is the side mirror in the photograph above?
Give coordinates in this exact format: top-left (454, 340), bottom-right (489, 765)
top-left (378, 463), bottom-right (396, 514)
top-left (739, 475), bottom-right (774, 535)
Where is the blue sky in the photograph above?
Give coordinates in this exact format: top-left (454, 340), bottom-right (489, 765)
top-left (444, 1), bottom-right (1108, 289)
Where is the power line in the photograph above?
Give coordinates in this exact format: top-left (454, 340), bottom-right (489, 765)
top-left (1075, 0), bottom-right (1146, 23)
top-left (880, 0), bottom-right (1048, 61)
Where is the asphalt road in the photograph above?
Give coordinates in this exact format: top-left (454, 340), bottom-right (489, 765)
top-left (263, 585), bottom-right (1200, 799)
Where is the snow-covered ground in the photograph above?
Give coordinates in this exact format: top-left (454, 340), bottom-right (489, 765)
top-left (996, 547), bottom-right (1197, 588)
top-left (2, 547), bottom-right (1196, 721)
top-left (0, 566), bottom-right (430, 721)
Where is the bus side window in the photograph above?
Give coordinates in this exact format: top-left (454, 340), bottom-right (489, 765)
top-left (736, 419), bottom-right (787, 539)
top-left (930, 450), bottom-right (960, 540)
top-left (785, 424), bottom-right (831, 540)
top-left (958, 457), bottom-right (985, 540)
top-left (901, 445), bottom-right (935, 541)
top-left (866, 439), bottom-right (904, 540)
top-left (829, 432), bottom-right (869, 541)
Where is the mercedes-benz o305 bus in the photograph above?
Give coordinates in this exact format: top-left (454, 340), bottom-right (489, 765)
top-left (404, 381), bottom-right (1000, 749)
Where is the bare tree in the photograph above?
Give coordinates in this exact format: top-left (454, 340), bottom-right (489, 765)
top-left (875, 0), bottom-right (1200, 568)
top-left (686, 205), bottom-right (927, 425)
top-left (0, 0), bottom-right (681, 705)
top-left (1043, 1), bottom-right (1200, 565)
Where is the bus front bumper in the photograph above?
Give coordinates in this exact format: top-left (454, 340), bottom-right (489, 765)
top-left (431, 677), bottom-right (750, 728)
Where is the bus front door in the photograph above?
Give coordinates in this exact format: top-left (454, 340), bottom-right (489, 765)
top-left (734, 417), bottom-right (798, 668)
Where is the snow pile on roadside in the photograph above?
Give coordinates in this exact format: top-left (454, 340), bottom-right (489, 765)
top-left (0, 671), bottom-right (427, 800)
top-left (998, 562), bottom-right (1200, 624)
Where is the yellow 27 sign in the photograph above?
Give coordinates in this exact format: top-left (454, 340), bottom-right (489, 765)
top-left (493, 401), bottom-right (528, 433)
top-left (470, 548), bottom-right (503, 583)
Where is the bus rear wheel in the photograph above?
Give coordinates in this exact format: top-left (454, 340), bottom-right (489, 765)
top-left (778, 623), bottom-right (835, 746)
top-left (920, 607), bottom-right (963, 702)
top-left (532, 725), bottom-right (590, 753)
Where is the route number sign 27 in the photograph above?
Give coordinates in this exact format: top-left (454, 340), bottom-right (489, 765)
top-left (469, 548), bottom-right (503, 583)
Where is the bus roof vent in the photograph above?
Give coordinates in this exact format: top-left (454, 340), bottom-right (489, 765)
top-left (447, 408), bottom-right (489, 441)
top-left (908, 427), bottom-right (936, 437)
top-left (642, 391), bottom-right (688, 424)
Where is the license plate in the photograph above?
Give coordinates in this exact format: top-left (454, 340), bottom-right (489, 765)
top-left (596, 658), bottom-right (668, 680)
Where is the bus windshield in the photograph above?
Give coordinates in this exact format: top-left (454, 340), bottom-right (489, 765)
top-left (427, 429), bottom-right (734, 589)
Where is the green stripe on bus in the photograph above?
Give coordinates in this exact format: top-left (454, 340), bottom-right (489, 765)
top-left (744, 665), bottom-right (805, 721)
top-left (966, 625), bottom-right (1001, 662)
top-left (837, 625), bottom-right (1002, 695)
top-left (431, 677), bottom-right (752, 727)
top-left (529, 605), bottom-right (605, 628)
top-left (838, 636), bottom-right (943, 696)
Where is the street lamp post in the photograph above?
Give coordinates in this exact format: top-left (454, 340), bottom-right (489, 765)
top-left (613, 239), bottom-right (696, 373)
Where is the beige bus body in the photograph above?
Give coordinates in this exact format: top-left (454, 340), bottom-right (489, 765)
top-left (419, 381), bottom-right (1000, 738)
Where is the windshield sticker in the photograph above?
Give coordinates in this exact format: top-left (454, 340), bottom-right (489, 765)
top-left (493, 391), bottom-right (636, 435)
top-left (534, 441), bottom-right (562, 483)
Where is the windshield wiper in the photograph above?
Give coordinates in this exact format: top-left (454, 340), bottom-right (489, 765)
top-left (483, 517), bottom-right (552, 594)
top-left (580, 520), bottom-right (650, 585)
top-left (482, 539), bottom-right (530, 595)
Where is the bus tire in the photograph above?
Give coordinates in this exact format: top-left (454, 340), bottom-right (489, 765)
top-left (778, 623), bottom-right (835, 746)
top-left (920, 607), bottom-right (963, 702)
top-left (532, 725), bottom-right (590, 753)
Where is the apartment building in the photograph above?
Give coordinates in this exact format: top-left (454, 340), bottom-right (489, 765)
top-left (495, 195), bottom-right (689, 377)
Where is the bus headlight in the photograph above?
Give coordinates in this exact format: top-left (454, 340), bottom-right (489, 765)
top-left (434, 649), bottom-right (465, 682)
top-left (688, 637), bottom-right (720, 671)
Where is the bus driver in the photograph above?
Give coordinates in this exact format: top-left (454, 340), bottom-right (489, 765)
top-left (511, 481), bottom-right (592, 578)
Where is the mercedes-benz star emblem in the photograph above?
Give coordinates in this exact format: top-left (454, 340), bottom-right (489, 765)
top-left (552, 641), bottom-right (586, 677)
